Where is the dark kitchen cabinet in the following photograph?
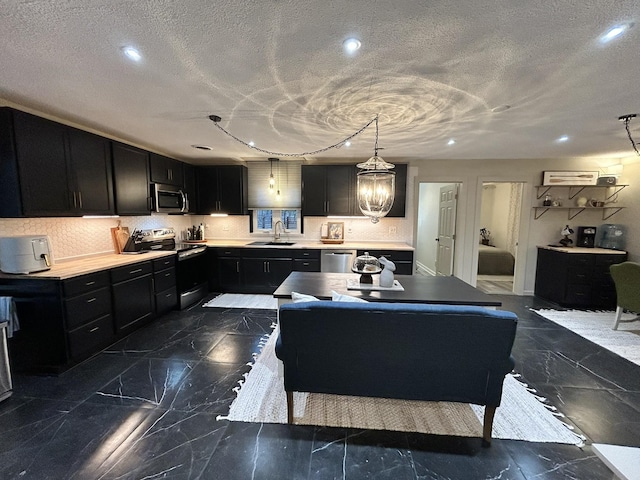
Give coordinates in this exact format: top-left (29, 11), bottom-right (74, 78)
top-left (153, 256), bottom-right (177, 315)
top-left (0, 108), bottom-right (114, 217)
top-left (242, 250), bottom-right (293, 293)
top-left (112, 142), bottom-right (151, 215)
top-left (535, 247), bottom-right (627, 308)
top-left (302, 165), bottom-right (353, 216)
top-left (182, 163), bottom-right (197, 212)
top-left (356, 249), bottom-right (414, 275)
top-left (111, 261), bottom-right (155, 334)
top-left (150, 153), bottom-right (184, 187)
top-left (292, 249), bottom-right (321, 272)
top-left (209, 248), bottom-right (243, 292)
top-left (196, 165), bottom-right (248, 214)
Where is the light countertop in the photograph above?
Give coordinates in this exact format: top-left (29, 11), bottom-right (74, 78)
top-left (0, 241), bottom-right (413, 281)
top-left (537, 245), bottom-right (627, 254)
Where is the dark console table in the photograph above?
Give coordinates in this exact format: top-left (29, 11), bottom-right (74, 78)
top-left (534, 246), bottom-right (627, 308)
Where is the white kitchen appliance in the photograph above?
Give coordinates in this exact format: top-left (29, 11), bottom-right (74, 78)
top-left (0, 236), bottom-right (53, 274)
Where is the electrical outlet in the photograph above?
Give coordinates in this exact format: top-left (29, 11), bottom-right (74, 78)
top-left (389, 226), bottom-right (397, 235)
top-left (347, 226), bottom-right (353, 234)
top-left (222, 224), bottom-right (229, 231)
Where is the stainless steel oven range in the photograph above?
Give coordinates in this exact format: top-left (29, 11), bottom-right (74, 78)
top-left (174, 243), bottom-right (208, 309)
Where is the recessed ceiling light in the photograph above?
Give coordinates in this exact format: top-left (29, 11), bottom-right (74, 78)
top-left (600, 23), bottom-right (632, 44)
top-left (556, 135), bottom-right (569, 143)
top-left (248, 141), bottom-right (255, 147)
top-left (121, 46), bottom-right (142, 62)
top-left (191, 144), bottom-right (212, 151)
top-left (344, 141), bottom-right (351, 147)
top-left (447, 139), bottom-right (456, 146)
top-left (343, 38), bottom-right (361, 54)
top-left (491, 105), bottom-right (511, 113)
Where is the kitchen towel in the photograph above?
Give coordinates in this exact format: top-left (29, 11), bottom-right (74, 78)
top-left (0, 297), bottom-right (19, 338)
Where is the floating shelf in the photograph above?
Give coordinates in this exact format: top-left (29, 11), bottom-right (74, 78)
top-left (533, 206), bottom-right (625, 220)
top-left (536, 184), bottom-right (628, 200)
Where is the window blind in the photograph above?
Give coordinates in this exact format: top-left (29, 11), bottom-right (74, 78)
top-left (248, 161), bottom-right (302, 208)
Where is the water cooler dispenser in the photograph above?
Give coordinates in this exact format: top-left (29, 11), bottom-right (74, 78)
top-left (596, 224), bottom-right (627, 250)
top-left (576, 227), bottom-right (597, 248)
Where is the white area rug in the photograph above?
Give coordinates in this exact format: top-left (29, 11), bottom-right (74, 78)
top-left (203, 294), bottom-right (277, 310)
top-left (219, 329), bottom-right (583, 445)
top-left (532, 309), bottom-right (640, 367)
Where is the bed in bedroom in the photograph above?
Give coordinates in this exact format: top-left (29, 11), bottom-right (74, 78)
top-left (478, 244), bottom-right (515, 275)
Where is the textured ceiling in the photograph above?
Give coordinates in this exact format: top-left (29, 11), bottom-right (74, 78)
top-left (1, 0), bottom-right (639, 164)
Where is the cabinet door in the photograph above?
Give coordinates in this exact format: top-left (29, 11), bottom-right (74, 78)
top-left (325, 165), bottom-right (353, 215)
top-left (182, 163), bottom-right (197, 212)
top-left (267, 258), bottom-right (294, 288)
top-left (386, 163), bottom-right (407, 218)
top-left (112, 143), bottom-right (151, 215)
top-left (301, 165), bottom-right (327, 216)
top-left (150, 153), bottom-right (183, 186)
top-left (217, 257), bottom-right (242, 291)
top-left (112, 274), bottom-right (154, 333)
top-left (196, 166), bottom-right (220, 213)
top-left (218, 165), bottom-right (248, 214)
top-left (13, 111), bottom-right (71, 215)
top-left (242, 258), bottom-right (272, 292)
top-left (67, 128), bottom-right (114, 214)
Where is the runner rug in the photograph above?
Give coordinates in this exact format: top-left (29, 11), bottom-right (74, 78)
top-left (203, 294), bottom-right (278, 310)
top-left (218, 328), bottom-right (583, 445)
top-left (532, 309), bottom-right (640, 367)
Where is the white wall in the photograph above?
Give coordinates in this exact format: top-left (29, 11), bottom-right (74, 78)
top-left (480, 183), bottom-right (513, 250)
top-left (415, 183), bottom-right (443, 274)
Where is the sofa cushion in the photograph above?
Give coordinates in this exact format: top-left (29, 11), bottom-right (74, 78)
top-left (291, 291), bottom-right (320, 303)
top-left (331, 290), bottom-right (368, 303)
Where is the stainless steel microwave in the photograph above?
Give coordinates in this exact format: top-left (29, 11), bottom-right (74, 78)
top-left (151, 183), bottom-right (189, 213)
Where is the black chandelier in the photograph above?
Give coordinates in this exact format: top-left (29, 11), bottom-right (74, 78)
top-left (619, 114), bottom-right (640, 156)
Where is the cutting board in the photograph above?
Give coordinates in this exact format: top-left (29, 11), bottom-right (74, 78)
top-left (111, 226), bottom-right (130, 254)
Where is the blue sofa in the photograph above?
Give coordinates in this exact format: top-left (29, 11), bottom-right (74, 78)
top-left (275, 301), bottom-right (518, 446)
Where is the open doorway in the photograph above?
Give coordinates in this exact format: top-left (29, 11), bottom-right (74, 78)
top-left (476, 182), bottom-right (523, 294)
top-left (415, 183), bottom-right (460, 276)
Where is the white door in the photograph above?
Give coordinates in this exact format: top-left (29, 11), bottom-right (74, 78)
top-left (436, 184), bottom-right (458, 276)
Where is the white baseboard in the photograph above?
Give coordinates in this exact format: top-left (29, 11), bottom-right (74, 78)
top-left (415, 261), bottom-right (435, 276)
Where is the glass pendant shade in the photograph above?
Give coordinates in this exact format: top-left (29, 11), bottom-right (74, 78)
top-left (356, 155), bottom-right (395, 224)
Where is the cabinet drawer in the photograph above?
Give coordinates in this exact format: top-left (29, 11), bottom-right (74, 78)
top-left (217, 248), bottom-right (243, 257)
top-left (153, 255), bottom-right (176, 271)
top-left (154, 267), bottom-right (176, 292)
top-left (68, 314), bottom-right (114, 359)
top-left (567, 255), bottom-right (594, 267)
top-left (357, 249), bottom-right (414, 262)
top-left (596, 254), bottom-right (627, 267)
top-left (293, 259), bottom-right (320, 272)
top-left (111, 261), bottom-right (153, 283)
top-left (565, 284), bottom-right (592, 305)
top-left (567, 266), bottom-right (592, 284)
top-left (292, 249), bottom-right (320, 260)
top-left (63, 271), bottom-right (110, 297)
top-left (155, 287), bottom-right (177, 314)
top-left (65, 287), bottom-right (112, 329)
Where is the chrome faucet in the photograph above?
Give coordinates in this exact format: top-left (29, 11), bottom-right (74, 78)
top-left (273, 220), bottom-right (284, 242)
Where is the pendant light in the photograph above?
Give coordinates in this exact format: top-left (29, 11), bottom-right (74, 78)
top-left (268, 158), bottom-right (277, 193)
top-left (356, 116), bottom-right (395, 223)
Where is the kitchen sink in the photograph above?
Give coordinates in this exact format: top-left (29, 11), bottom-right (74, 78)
top-left (248, 241), bottom-right (296, 246)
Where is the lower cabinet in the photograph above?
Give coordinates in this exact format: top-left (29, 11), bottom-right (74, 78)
top-left (153, 256), bottom-right (177, 315)
top-left (356, 249), bottom-right (414, 275)
top-left (534, 247), bottom-right (627, 308)
top-left (242, 256), bottom-right (293, 293)
top-left (111, 262), bottom-right (155, 334)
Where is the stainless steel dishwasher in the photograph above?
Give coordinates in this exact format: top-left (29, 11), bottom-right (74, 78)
top-left (0, 321), bottom-right (12, 402)
top-left (320, 250), bottom-right (357, 273)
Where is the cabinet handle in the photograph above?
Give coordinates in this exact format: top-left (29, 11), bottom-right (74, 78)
top-left (165, 272), bottom-right (171, 277)
top-left (72, 191), bottom-right (78, 208)
top-left (130, 268), bottom-right (143, 274)
top-left (303, 252), bottom-right (310, 256)
top-left (303, 262), bottom-right (309, 266)
top-left (165, 293), bottom-right (173, 298)
top-left (236, 261), bottom-right (240, 273)
top-left (89, 326), bottom-right (100, 333)
top-left (86, 297), bottom-right (97, 303)
top-left (85, 281), bottom-right (96, 286)
top-left (78, 191), bottom-right (83, 209)
top-left (267, 261), bottom-right (270, 273)
top-left (168, 168), bottom-right (172, 180)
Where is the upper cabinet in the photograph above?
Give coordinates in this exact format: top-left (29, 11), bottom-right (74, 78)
top-left (149, 153), bottom-right (184, 187)
top-left (301, 163), bottom-right (407, 218)
top-left (0, 108), bottom-right (114, 217)
top-left (111, 142), bottom-right (151, 216)
top-left (182, 163), bottom-right (197, 213)
top-left (301, 165), bottom-right (354, 216)
top-left (196, 165), bottom-right (248, 215)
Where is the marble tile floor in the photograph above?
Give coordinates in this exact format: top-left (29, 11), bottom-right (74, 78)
top-left (1, 294), bottom-right (639, 479)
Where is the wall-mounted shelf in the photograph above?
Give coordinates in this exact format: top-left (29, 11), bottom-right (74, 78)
top-left (533, 206), bottom-right (625, 220)
top-left (536, 184), bottom-right (628, 200)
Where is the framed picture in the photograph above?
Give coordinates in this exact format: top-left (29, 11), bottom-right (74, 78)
top-left (542, 171), bottom-right (598, 186)
top-left (327, 222), bottom-right (344, 240)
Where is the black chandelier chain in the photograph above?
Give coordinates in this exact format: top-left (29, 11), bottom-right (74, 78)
top-left (619, 114), bottom-right (640, 156)
top-left (208, 114), bottom-right (378, 157)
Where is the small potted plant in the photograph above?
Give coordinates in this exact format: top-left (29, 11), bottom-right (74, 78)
top-left (480, 228), bottom-right (491, 245)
